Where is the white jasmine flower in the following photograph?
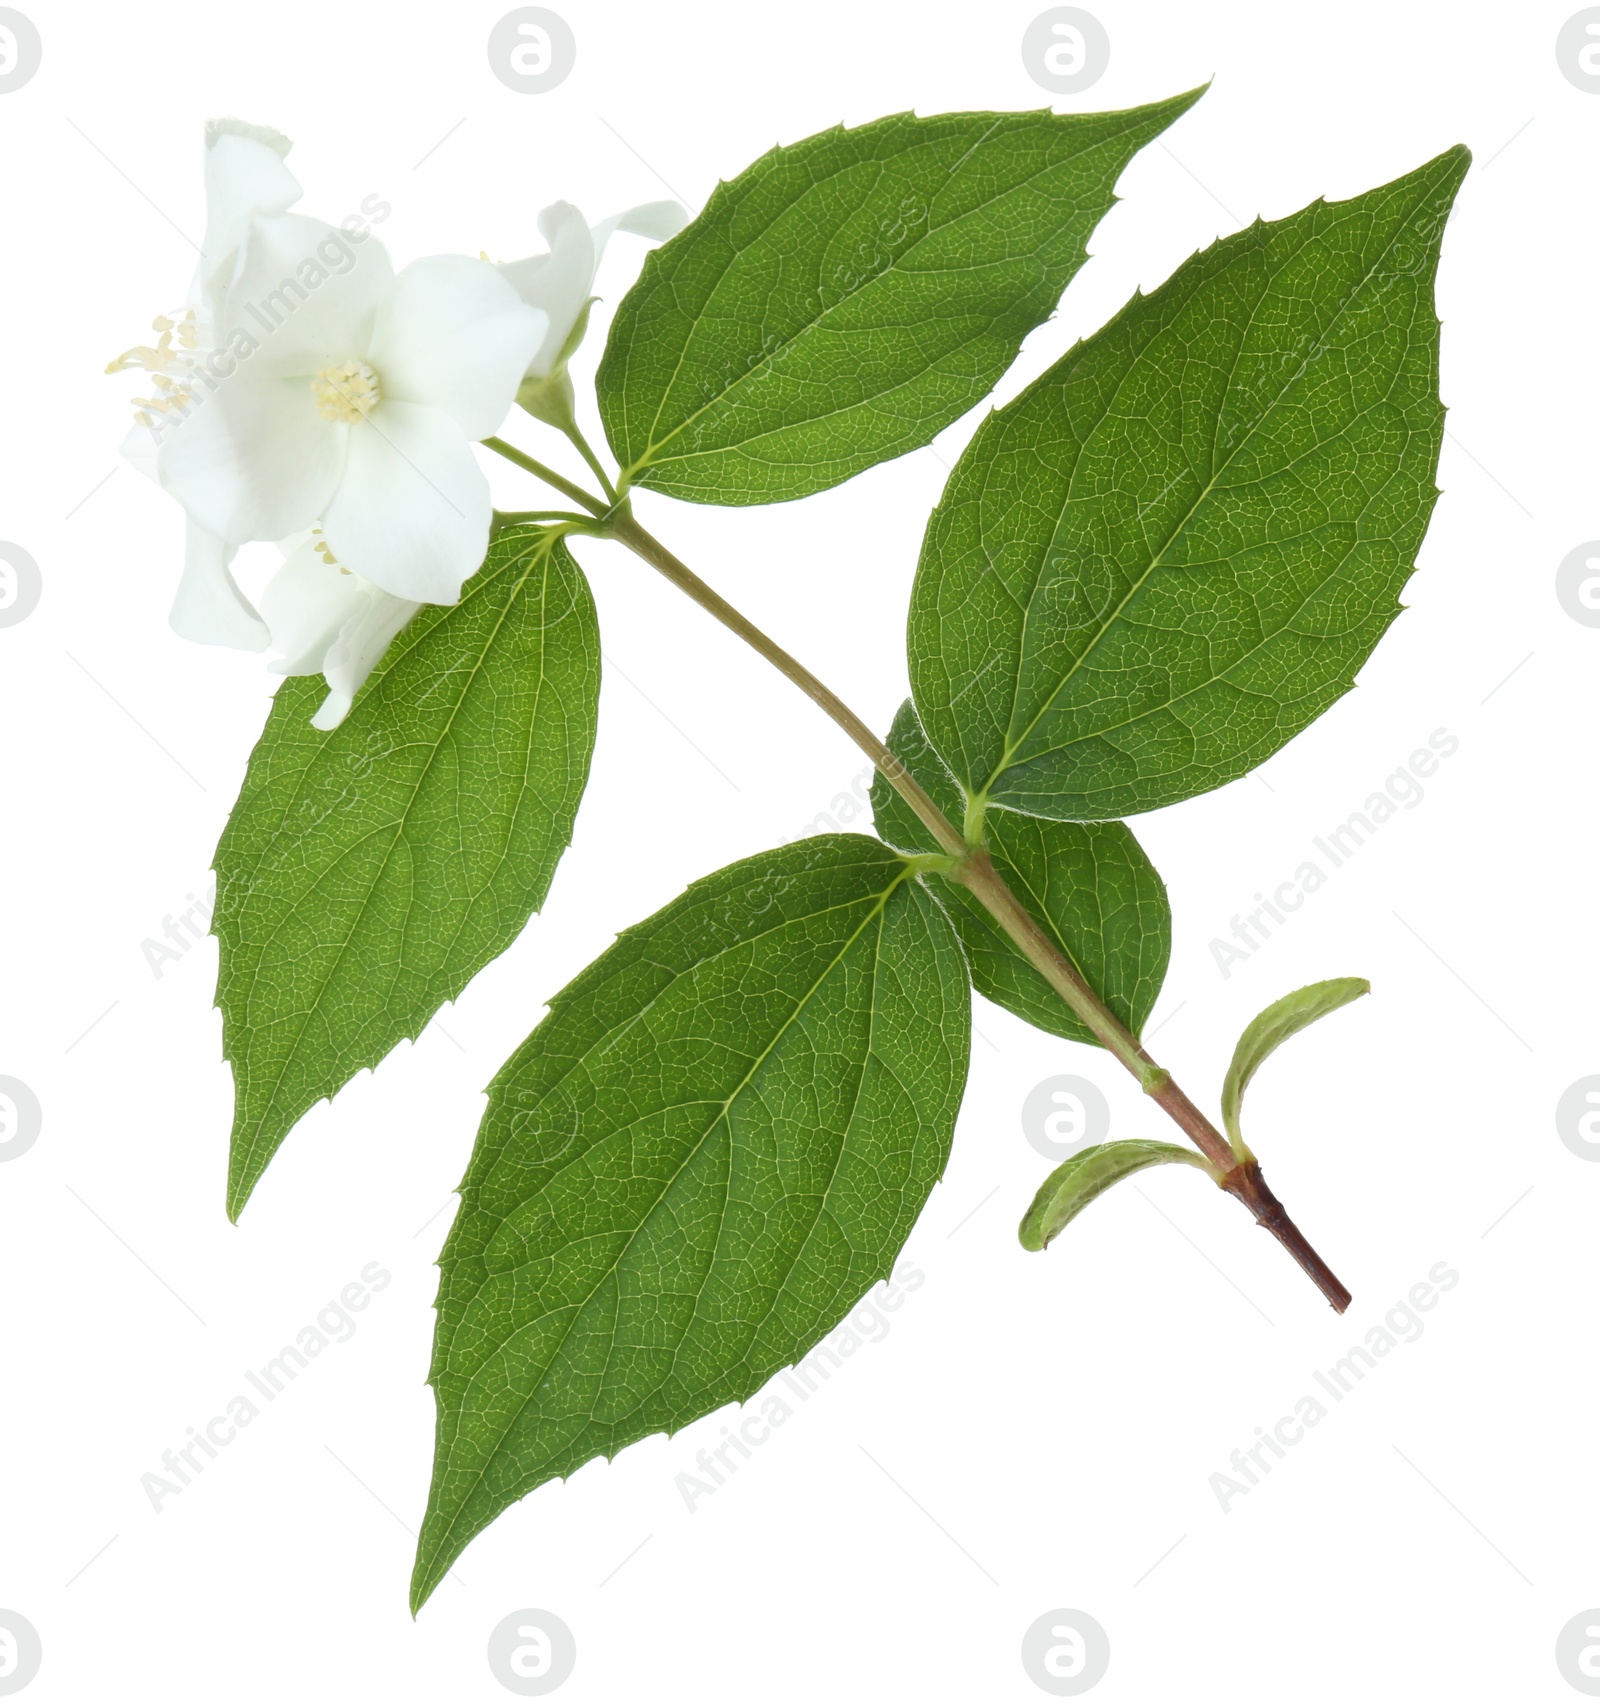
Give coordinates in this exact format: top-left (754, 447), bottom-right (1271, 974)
top-left (156, 216), bottom-right (546, 605)
top-left (498, 199), bottom-right (686, 425)
top-left (111, 120), bottom-right (548, 730)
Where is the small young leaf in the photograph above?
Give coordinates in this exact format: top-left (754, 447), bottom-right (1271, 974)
top-left (412, 835), bottom-right (970, 1610)
top-left (1220, 976), bottom-right (1371, 1157)
top-left (1019, 1140), bottom-right (1214, 1251)
top-left (871, 699), bottom-right (1168, 1043)
top-left (909, 146), bottom-right (1470, 820)
top-left (596, 91), bottom-right (1204, 505)
top-left (214, 531), bottom-right (599, 1219)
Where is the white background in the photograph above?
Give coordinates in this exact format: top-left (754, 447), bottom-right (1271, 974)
top-left (0, 0), bottom-right (1594, 1697)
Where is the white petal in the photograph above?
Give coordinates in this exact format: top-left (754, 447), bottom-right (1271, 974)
top-left (261, 540), bottom-right (366, 673)
top-left (219, 213), bottom-right (394, 378)
top-left (367, 256), bottom-right (546, 439)
top-left (311, 585), bottom-right (421, 730)
top-left (171, 521), bottom-right (269, 650)
top-left (591, 199), bottom-right (689, 251)
top-left (320, 400), bottom-right (489, 603)
top-left (498, 202), bottom-right (597, 378)
top-left (156, 372), bottom-right (346, 545)
top-left (120, 419), bottom-right (160, 483)
top-left (189, 124), bottom-right (301, 310)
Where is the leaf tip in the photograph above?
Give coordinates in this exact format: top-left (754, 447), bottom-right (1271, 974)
top-left (224, 1164), bottom-right (255, 1225)
top-left (409, 1525), bottom-right (458, 1617)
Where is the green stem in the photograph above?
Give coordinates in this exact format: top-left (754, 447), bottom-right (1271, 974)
top-left (493, 508), bottom-right (599, 529)
top-left (483, 438), bottom-right (610, 518)
top-left (603, 510), bottom-right (1352, 1313)
top-left (562, 421), bottom-right (620, 505)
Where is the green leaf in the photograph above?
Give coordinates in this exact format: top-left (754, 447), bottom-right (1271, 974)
top-left (1220, 976), bottom-right (1371, 1157)
top-left (411, 835), bottom-right (969, 1610)
top-left (596, 92), bottom-right (1205, 505)
top-left (909, 146), bottom-right (1470, 821)
top-left (1019, 1140), bottom-right (1214, 1251)
top-left (214, 531), bottom-right (599, 1219)
top-left (871, 699), bottom-right (1168, 1043)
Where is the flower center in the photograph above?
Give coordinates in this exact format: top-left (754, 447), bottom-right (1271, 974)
top-left (312, 360), bottom-right (382, 424)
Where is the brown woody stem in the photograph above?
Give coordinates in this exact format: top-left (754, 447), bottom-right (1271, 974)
top-left (1219, 1160), bottom-right (1352, 1313)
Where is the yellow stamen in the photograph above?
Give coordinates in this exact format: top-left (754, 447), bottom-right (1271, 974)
top-left (311, 360), bottom-right (382, 424)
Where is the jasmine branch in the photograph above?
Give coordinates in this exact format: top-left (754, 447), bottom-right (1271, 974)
top-left (482, 442), bottom-right (1352, 1312)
